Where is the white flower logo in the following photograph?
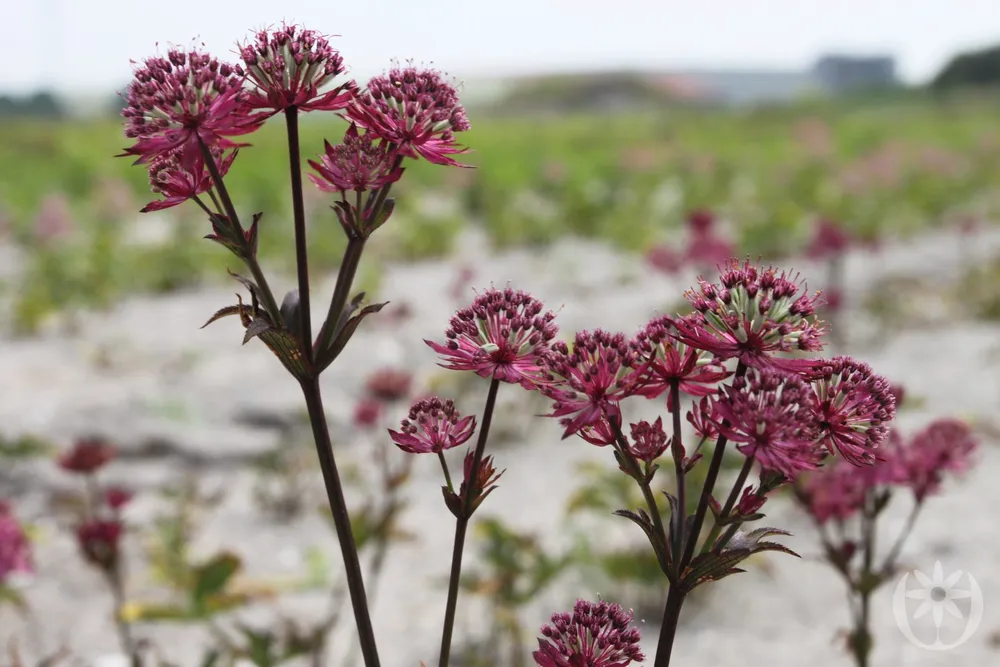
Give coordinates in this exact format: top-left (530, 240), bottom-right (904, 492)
top-left (893, 560), bottom-right (984, 651)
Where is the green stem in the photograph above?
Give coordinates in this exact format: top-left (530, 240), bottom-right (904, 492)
top-left (438, 378), bottom-right (502, 667)
top-left (300, 376), bottom-right (380, 667)
top-left (284, 106), bottom-right (314, 363)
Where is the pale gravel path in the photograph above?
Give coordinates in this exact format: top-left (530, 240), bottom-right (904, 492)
top-left (1, 224), bottom-right (999, 666)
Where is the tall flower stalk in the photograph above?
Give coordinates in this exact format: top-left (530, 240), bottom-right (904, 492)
top-left (119, 25), bottom-right (470, 667)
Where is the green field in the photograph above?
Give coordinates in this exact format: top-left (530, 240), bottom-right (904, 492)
top-left (1, 94), bottom-right (999, 332)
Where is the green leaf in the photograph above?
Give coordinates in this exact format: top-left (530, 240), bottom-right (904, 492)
top-left (191, 552), bottom-right (242, 610)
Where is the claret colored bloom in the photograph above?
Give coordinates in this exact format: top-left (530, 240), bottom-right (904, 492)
top-left (58, 438), bottom-right (116, 475)
top-left (713, 367), bottom-right (822, 477)
top-left (533, 599), bottom-right (645, 667)
top-left (121, 47), bottom-right (262, 167)
top-left (0, 501), bottom-right (33, 582)
top-left (632, 314), bottom-right (731, 407)
top-left (806, 217), bottom-right (852, 260)
top-left (239, 23), bottom-right (356, 114)
top-left (808, 356), bottom-right (896, 466)
top-left (673, 258), bottom-right (827, 372)
top-left (629, 418), bottom-right (669, 463)
top-left (76, 519), bottom-right (124, 571)
top-left (143, 147), bottom-right (237, 212)
top-left (308, 124), bottom-right (403, 194)
top-left (389, 397), bottom-right (476, 454)
top-left (893, 418), bottom-right (978, 501)
top-left (542, 330), bottom-right (640, 438)
top-left (426, 287), bottom-right (558, 388)
top-left (346, 65), bottom-right (471, 166)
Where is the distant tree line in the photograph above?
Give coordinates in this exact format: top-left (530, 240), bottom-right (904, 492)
top-left (0, 91), bottom-right (64, 118)
top-left (932, 43), bottom-right (1000, 90)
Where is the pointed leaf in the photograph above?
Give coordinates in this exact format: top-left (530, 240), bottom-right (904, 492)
top-left (317, 300), bottom-right (388, 372)
top-left (681, 549), bottom-right (753, 591)
top-left (201, 303), bottom-right (244, 329)
top-left (243, 317), bottom-right (273, 345)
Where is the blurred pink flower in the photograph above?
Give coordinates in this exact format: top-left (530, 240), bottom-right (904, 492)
top-left (0, 501), bottom-right (33, 583)
top-left (58, 438), bottom-right (116, 475)
top-left (34, 194), bottom-right (75, 242)
top-left (76, 519), bottom-right (123, 571)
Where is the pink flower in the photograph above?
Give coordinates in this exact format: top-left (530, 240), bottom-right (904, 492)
top-left (894, 419), bottom-right (978, 501)
top-left (58, 438), bottom-right (116, 475)
top-left (795, 459), bottom-right (888, 524)
top-left (686, 208), bottom-right (716, 235)
top-left (104, 488), bottom-right (133, 512)
top-left (687, 396), bottom-right (719, 441)
top-left (34, 193), bottom-right (75, 242)
top-left (685, 233), bottom-right (735, 269)
top-left (346, 66), bottom-right (471, 166)
top-left (629, 418), bottom-right (668, 463)
top-left (239, 23), bottom-right (356, 115)
top-left (577, 418), bottom-right (618, 447)
top-left (365, 368), bottom-right (412, 402)
top-left (0, 502), bottom-right (33, 583)
top-left (541, 330), bottom-right (640, 439)
top-left (142, 147), bottom-right (237, 212)
top-left (76, 519), bottom-right (124, 571)
top-left (389, 397), bottom-right (476, 454)
top-left (805, 218), bottom-right (851, 260)
top-left (632, 315), bottom-right (731, 407)
top-left (808, 356), bottom-right (896, 466)
top-left (533, 599), bottom-right (645, 667)
top-left (120, 47), bottom-right (263, 167)
top-left (672, 259), bottom-right (827, 372)
top-left (645, 244), bottom-right (684, 274)
top-left (712, 367), bottom-right (822, 477)
top-left (308, 124), bottom-right (403, 195)
top-left (426, 287), bottom-right (558, 388)
top-left (353, 398), bottom-right (382, 429)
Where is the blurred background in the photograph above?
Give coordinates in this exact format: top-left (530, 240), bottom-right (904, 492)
top-left (2, 1), bottom-right (1000, 666)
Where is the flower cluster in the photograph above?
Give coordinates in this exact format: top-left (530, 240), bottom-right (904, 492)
top-left (308, 124), bottom-right (403, 195)
top-left (427, 287), bottom-right (558, 388)
top-left (673, 258), bottom-right (826, 371)
top-left (389, 397), bottom-right (476, 454)
top-left (239, 23), bottom-right (355, 114)
top-left (541, 330), bottom-right (640, 438)
top-left (632, 314), bottom-right (731, 407)
top-left (346, 65), bottom-right (471, 166)
top-left (533, 599), bottom-right (645, 667)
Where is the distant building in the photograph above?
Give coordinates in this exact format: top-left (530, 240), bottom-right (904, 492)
top-left (812, 55), bottom-right (898, 93)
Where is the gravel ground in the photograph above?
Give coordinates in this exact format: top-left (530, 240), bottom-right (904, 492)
top-left (2, 224), bottom-right (1000, 666)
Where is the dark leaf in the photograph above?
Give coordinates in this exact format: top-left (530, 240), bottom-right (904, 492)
top-left (317, 300), bottom-right (388, 372)
top-left (681, 549), bottom-right (752, 592)
top-left (243, 317), bottom-right (273, 345)
top-left (247, 212), bottom-right (262, 258)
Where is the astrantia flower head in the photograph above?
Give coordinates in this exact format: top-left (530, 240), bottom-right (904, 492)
top-left (143, 147), bottom-right (237, 212)
top-left (58, 438), bottom-right (116, 475)
top-left (713, 367), bottom-right (822, 477)
top-left (239, 23), bottom-right (356, 114)
top-left (365, 367), bottom-right (412, 402)
top-left (389, 397), bottom-right (476, 454)
top-left (633, 315), bottom-right (731, 407)
top-left (673, 258), bottom-right (827, 372)
top-left (809, 356), bottom-right (896, 466)
top-left (687, 208), bottom-right (716, 235)
top-left (795, 458), bottom-right (890, 524)
top-left (895, 418), bottom-right (978, 501)
top-left (346, 65), bottom-right (471, 166)
top-left (629, 418), bottom-right (669, 463)
top-left (121, 47), bottom-right (262, 167)
top-left (533, 599), bottom-right (645, 667)
top-left (76, 519), bottom-right (124, 571)
top-left (308, 124), bottom-right (403, 194)
top-left (426, 287), bottom-right (558, 388)
top-left (542, 330), bottom-right (641, 439)
top-left (0, 501), bottom-right (33, 583)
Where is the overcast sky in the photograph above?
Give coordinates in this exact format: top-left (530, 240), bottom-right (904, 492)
top-left (1, 0), bottom-right (998, 94)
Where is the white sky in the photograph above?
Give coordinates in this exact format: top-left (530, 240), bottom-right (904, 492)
top-left (1, 0), bottom-right (998, 94)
